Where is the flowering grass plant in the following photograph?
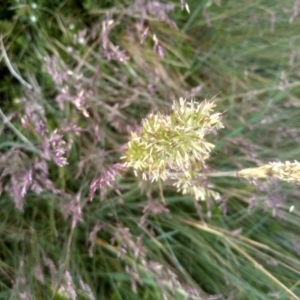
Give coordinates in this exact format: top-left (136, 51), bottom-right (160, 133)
top-left (1, 0), bottom-right (300, 299)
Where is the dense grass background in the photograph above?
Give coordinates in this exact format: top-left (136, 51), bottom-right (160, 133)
top-left (1, 0), bottom-right (300, 299)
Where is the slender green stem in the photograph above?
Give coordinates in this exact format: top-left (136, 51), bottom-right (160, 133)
top-left (0, 109), bottom-right (37, 150)
top-left (170, 170), bottom-right (238, 178)
top-left (0, 38), bottom-right (33, 90)
top-left (199, 171), bottom-right (238, 177)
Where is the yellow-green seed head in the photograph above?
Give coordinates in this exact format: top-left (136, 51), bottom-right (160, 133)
top-left (238, 161), bottom-right (300, 184)
top-left (122, 97), bottom-right (223, 200)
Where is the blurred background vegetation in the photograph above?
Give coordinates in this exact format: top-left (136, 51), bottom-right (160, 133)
top-left (1, 0), bottom-right (300, 299)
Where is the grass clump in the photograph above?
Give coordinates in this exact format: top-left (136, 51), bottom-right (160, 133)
top-left (1, 0), bottom-right (300, 300)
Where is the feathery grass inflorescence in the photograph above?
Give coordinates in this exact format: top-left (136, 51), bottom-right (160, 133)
top-left (122, 97), bottom-right (224, 200)
top-left (123, 97), bottom-right (300, 202)
top-left (238, 161), bottom-right (300, 184)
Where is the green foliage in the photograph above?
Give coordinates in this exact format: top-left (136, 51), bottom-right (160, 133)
top-left (1, 0), bottom-right (300, 299)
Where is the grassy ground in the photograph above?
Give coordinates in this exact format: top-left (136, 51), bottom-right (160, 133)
top-left (1, 0), bottom-right (300, 299)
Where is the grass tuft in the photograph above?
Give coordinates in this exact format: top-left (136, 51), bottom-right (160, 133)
top-left (1, 0), bottom-right (300, 299)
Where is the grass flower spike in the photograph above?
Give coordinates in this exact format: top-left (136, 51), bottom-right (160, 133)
top-left (122, 97), bottom-right (224, 200)
top-left (238, 161), bottom-right (300, 184)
